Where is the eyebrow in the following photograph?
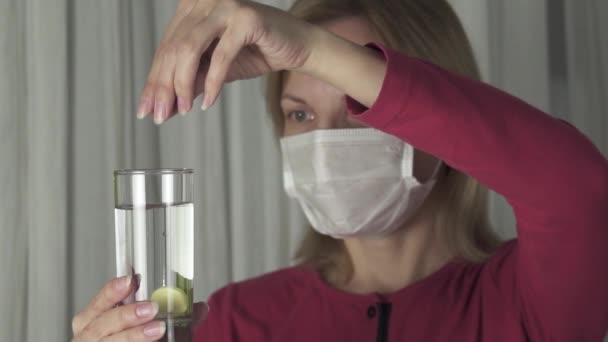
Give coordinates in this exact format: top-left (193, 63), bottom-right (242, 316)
top-left (280, 93), bottom-right (308, 105)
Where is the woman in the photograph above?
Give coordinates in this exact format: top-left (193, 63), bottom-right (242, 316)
top-left (71, 0), bottom-right (608, 341)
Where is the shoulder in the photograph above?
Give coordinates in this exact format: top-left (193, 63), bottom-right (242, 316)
top-left (210, 265), bottom-right (317, 305)
top-left (435, 239), bottom-right (519, 300)
top-left (456, 239), bottom-right (520, 308)
top-left (459, 239), bottom-right (518, 286)
top-left (194, 266), bottom-right (319, 340)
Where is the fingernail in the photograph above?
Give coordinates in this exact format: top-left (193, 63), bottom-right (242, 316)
top-left (201, 94), bottom-right (210, 111)
top-left (154, 100), bottom-right (166, 124)
top-left (115, 274), bottom-right (131, 291)
top-left (177, 96), bottom-right (190, 114)
top-left (136, 302), bottom-right (159, 318)
top-left (133, 273), bottom-right (141, 292)
top-left (143, 321), bottom-right (166, 337)
top-left (137, 98), bottom-right (151, 119)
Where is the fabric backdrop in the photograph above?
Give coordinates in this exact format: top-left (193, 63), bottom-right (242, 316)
top-left (1, 0), bottom-right (606, 340)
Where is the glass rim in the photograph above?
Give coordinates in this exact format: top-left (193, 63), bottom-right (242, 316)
top-left (114, 168), bottom-right (193, 175)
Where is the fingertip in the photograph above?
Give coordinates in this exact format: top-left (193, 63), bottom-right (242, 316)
top-left (177, 96), bottom-right (191, 114)
top-left (136, 97), bottom-right (153, 119)
top-left (154, 99), bottom-right (171, 125)
top-left (143, 320), bottom-right (166, 338)
top-left (201, 93), bottom-right (212, 111)
top-left (114, 274), bottom-right (132, 292)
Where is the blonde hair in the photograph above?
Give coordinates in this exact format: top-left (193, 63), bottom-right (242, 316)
top-left (265, 0), bottom-right (501, 285)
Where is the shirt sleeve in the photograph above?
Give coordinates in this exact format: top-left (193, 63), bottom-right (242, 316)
top-left (347, 43), bottom-right (608, 341)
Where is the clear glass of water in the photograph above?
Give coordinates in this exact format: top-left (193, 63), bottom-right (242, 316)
top-left (114, 169), bottom-right (194, 341)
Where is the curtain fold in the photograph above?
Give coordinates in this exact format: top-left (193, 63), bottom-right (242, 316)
top-left (1, 0), bottom-right (606, 340)
top-left (22, 0), bottom-right (71, 340)
top-left (1, 2), bottom-right (28, 341)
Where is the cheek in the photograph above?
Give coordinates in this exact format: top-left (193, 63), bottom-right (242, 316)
top-left (282, 117), bottom-right (318, 136)
top-left (346, 115), bottom-right (369, 129)
top-left (413, 150), bottom-right (440, 183)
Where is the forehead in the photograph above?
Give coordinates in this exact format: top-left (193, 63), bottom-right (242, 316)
top-left (282, 16), bottom-right (379, 91)
top-left (322, 16), bottom-right (379, 46)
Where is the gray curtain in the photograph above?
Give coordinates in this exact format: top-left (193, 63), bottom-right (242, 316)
top-left (1, 0), bottom-right (606, 341)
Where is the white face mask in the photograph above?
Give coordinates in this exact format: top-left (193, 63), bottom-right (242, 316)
top-left (280, 128), bottom-right (439, 239)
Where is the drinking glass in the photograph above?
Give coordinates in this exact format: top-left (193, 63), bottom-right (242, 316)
top-left (114, 169), bottom-right (194, 341)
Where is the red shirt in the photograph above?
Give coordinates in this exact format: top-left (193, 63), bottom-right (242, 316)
top-left (194, 44), bottom-right (608, 341)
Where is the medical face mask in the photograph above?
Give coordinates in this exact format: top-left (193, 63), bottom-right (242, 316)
top-left (280, 128), bottom-right (439, 239)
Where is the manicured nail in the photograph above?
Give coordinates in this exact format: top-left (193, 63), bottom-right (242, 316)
top-left (143, 321), bottom-right (166, 337)
top-left (133, 273), bottom-right (141, 292)
top-left (177, 96), bottom-right (190, 114)
top-left (136, 104), bottom-right (146, 119)
top-left (201, 93), bottom-right (210, 111)
top-left (115, 274), bottom-right (131, 291)
top-left (136, 302), bottom-right (158, 318)
top-left (154, 100), bottom-right (167, 124)
top-left (136, 98), bottom-right (151, 119)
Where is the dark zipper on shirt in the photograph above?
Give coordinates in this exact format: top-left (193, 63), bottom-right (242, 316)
top-left (376, 302), bottom-right (392, 342)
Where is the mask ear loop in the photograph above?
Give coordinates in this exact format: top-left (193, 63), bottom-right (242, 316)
top-left (400, 142), bottom-right (415, 178)
top-left (280, 140), bottom-right (298, 198)
top-left (400, 142), bottom-right (444, 184)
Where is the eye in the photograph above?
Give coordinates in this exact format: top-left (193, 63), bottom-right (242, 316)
top-left (286, 110), bottom-right (315, 123)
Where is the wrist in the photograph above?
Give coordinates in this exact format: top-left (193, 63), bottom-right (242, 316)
top-left (295, 26), bottom-right (387, 108)
top-left (296, 25), bottom-right (342, 78)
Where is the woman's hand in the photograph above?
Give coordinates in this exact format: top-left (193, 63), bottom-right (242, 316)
top-left (71, 275), bottom-right (209, 341)
top-left (137, 0), bottom-right (318, 124)
top-left (71, 276), bottom-right (166, 341)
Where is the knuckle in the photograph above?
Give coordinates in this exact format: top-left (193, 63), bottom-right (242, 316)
top-left (144, 80), bottom-right (158, 94)
top-left (127, 329), bottom-right (141, 342)
top-left (119, 305), bottom-right (135, 323)
top-left (90, 301), bottom-right (103, 315)
top-left (235, 4), bottom-right (260, 25)
top-left (206, 72), bottom-right (219, 86)
top-left (96, 288), bottom-right (114, 310)
top-left (158, 43), bottom-right (177, 61)
top-left (178, 37), bottom-right (199, 57)
top-left (213, 47), bottom-right (227, 63)
top-left (145, 66), bottom-right (159, 83)
top-left (154, 83), bottom-right (172, 97)
top-left (166, 43), bottom-right (179, 58)
top-left (141, 85), bottom-right (155, 99)
top-left (114, 326), bottom-right (144, 342)
top-left (177, 1), bottom-right (196, 15)
top-left (72, 314), bottom-right (84, 334)
top-left (174, 77), bottom-right (192, 95)
top-left (81, 322), bottom-right (103, 340)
